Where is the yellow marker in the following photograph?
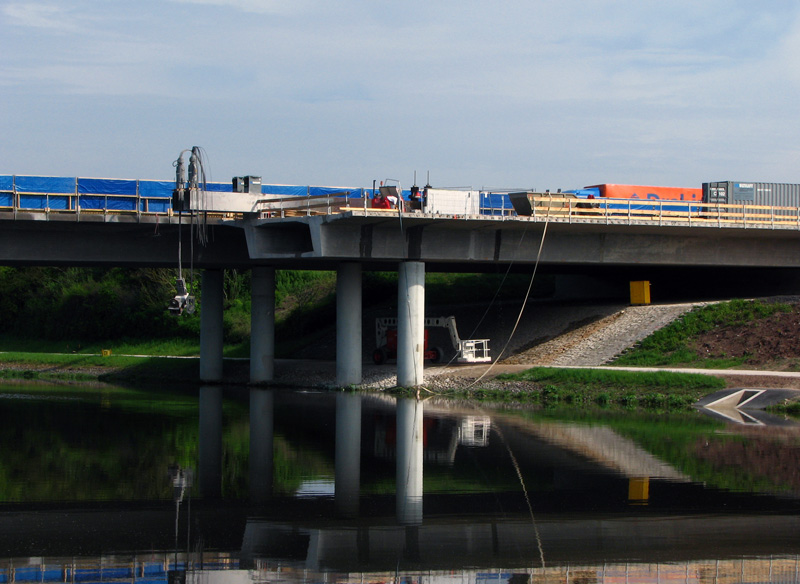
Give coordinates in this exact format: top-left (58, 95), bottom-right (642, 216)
top-left (102, 349), bottom-right (112, 357)
top-left (629, 281), bottom-right (651, 305)
top-left (628, 477), bottom-right (650, 504)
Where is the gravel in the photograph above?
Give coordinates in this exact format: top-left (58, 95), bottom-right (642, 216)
top-left (501, 301), bottom-right (714, 367)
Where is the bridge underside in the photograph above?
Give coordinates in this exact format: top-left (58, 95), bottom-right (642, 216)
top-left (3, 212), bottom-right (800, 274)
top-left (243, 213), bottom-right (800, 271)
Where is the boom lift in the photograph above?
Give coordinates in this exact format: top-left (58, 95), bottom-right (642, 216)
top-left (373, 316), bottom-right (490, 365)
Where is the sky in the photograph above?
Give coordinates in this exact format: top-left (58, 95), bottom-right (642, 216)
top-left (1, 1), bottom-right (799, 191)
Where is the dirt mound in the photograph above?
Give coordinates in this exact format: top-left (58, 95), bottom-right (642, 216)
top-left (692, 303), bottom-right (800, 369)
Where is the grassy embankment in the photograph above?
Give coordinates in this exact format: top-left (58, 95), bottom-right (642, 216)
top-left (448, 298), bottom-right (792, 409)
top-left (441, 366), bottom-right (726, 409)
top-left (612, 298), bottom-right (792, 368)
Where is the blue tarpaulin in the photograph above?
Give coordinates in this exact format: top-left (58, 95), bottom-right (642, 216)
top-left (18, 193), bottom-right (71, 209)
top-left (263, 184), bottom-right (309, 197)
top-left (203, 182), bottom-right (233, 193)
top-left (481, 193), bottom-right (514, 214)
top-left (78, 178), bottom-right (137, 195)
top-left (138, 180), bottom-right (173, 199)
top-left (13, 176), bottom-right (76, 193)
top-left (0, 174), bottom-right (531, 214)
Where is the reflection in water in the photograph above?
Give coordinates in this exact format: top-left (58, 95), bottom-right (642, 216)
top-left (198, 386), bottom-right (222, 498)
top-left (396, 397), bottom-right (423, 525)
top-left (5, 554), bottom-right (800, 584)
top-left (334, 392), bottom-right (361, 517)
top-left (2, 382), bottom-right (800, 582)
top-left (249, 388), bottom-right (274, 503)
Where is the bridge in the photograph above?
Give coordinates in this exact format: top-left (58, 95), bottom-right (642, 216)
top-left (3, 173), bottom-right (800, 387)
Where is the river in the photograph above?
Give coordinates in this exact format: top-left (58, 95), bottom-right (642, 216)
top-left (1, 380), bottom-right (799, 584)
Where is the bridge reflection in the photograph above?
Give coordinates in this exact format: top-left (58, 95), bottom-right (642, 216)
top-left (2, 389), bottom-right (800, 576)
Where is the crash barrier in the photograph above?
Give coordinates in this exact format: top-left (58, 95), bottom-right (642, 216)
top-left (3, 176), bottom-right (800, 230)
top-left (510, 193), bottom-right (800, 230)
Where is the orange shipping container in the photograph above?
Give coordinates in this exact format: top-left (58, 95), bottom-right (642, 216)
top-left (588, 184), bottom-right (702, 201)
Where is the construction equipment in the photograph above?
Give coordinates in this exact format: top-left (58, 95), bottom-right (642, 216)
top-left (373, 316), bottom-right (490, 365)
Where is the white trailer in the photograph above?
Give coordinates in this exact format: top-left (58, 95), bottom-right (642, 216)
top-left (422, 189), bottom-right (481, 216)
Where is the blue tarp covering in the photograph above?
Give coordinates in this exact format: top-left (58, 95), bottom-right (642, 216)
top-left (309, 186), bottom-right (363, 198)
top-left (0, 174), bottom-right (553, 213)
top-left (14, 175), bottom-right (76, 193)
top-left (78, 195), bottom-right (136, 211)
top-left (481, 193), bottom-right (514, 212)
top-left (78, 178), bottom-right (137, 195)
top-left (17, 194), bottom-right (71, 210)
top-left (19, 194), bottom-right (47, 209)
top-left (202, 182), bottom-right (233, 193)
top-left (263, 184), bottom-right (310, 197)
top-left (144, 199), bottom-right (171, 212)
top-left (138, 180), bottom-right (173, 198)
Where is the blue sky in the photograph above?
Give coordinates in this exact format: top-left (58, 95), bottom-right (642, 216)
top-left (2, 1), bottom-right (799, 191)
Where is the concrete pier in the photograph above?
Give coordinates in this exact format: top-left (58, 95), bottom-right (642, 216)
top-left (336, 263), bottom-right (362, 387)
top-left (200, 269), bottom-right (224, 382)
top-left (250, 266), bottom-right (276, 383)
top-left (397, 262), bottom-right (425, 388)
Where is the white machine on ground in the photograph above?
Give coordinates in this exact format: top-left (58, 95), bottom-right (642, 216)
top-left (373, 316), bottom-right (491, 365)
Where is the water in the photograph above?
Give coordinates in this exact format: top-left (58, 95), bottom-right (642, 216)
top-left (1, 381), bottom-right (800, 583)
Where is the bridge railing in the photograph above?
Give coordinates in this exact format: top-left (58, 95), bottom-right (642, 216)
top-left (522, 194), bottom-right (800, 229)
top-left (0, 176), bottom-right (173, 221)
top-left (4, 179), bottom-right (800, 230)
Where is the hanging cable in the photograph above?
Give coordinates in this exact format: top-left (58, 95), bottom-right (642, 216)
top-left (463, 207), bottom-right (552, 389)
top-left (492, 421), bottom-right (546, 568)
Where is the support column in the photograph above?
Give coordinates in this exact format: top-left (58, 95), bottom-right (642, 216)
top-left (336, 262), bottom-right (362, 387)
top-left (200, 269), bottom-right (224, 382)
top-left (250, 266), bottom-right (275, 383)
top-left (396, 398), bottom-right (423, 525)
top-left (397, 261), bottom-right (425, 388)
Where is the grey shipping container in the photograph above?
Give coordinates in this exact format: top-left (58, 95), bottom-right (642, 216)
top-left (704, 181), bottom-right (800, 208)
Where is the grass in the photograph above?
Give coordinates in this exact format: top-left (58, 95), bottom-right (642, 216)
top-left (613, 298), bottom-right (791, 367)
top-left (428, 367), bottom-right (726, 410)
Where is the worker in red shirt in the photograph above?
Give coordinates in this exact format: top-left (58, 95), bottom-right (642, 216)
top-left (372, 191), bottom-right (392, 209)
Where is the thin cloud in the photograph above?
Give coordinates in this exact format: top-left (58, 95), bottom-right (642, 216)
top-left (169, 0), bottom-right (306, 15)
top-left (2, 2), bottom-right (81, 31)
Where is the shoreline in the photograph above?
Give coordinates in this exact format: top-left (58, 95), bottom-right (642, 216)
top-left (3, 357), bottom-right (800, 393)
